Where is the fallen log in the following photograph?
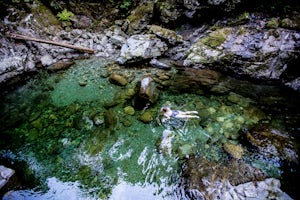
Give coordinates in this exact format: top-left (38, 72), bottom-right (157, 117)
top-left (6, 32), bottom-right (95, 54)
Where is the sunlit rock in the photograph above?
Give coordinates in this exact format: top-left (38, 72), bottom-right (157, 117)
top-left (93, 115), bottom-right (104, 126)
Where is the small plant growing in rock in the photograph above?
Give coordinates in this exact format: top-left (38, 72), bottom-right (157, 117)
top-left (57, 9), bottom-right (74, 21)
top-left (120, 0), bottom-right (131, 10)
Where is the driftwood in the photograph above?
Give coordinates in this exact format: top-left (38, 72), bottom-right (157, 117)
top-left (7, 33), bottom-right (95, 54)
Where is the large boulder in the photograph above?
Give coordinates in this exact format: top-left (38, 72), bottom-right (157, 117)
top-left (183, 16), bottom-right (300, 84)
top-left (117, 34), bottom-right (167, 64)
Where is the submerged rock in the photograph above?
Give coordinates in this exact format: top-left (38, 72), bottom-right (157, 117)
top-left (108, 73), bottom-right (128, 86)
top-left (104, 108), bottom-right (118, 129)
top-left (169, 68), bottom-right (221, 92)
top-left (182, 157), bottom-right (293, 199)
top-left (139, 111), bottom-right (153, 123)
top-left (124, 106), bottom-right (135, 115)
top-left (240, 123), bottom-right (298, 164)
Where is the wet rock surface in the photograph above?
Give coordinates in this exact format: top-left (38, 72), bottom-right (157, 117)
top-left (0, 165), bottom-right (19, 198)
top-left (182, 157), bottom-right (292, 199)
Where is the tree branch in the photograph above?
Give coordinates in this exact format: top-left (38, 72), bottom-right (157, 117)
top-left (7, 32), bottom-right (95, 54)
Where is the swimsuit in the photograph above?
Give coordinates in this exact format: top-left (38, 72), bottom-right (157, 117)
top-left (171, 110), bottom-right (179, 117)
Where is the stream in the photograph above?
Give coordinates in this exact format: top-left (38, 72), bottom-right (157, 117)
top-left (0, 57), bottom-right (299, 199)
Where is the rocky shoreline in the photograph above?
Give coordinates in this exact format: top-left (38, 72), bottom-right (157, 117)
top-left (1, 0), bottom-right (300, 91)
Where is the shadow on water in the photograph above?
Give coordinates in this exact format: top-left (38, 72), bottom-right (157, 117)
top-left (0, 58), bottom-right (299, 199)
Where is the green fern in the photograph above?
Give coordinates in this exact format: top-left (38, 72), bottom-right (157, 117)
top-left (57, 9), bottom-right (74, 21)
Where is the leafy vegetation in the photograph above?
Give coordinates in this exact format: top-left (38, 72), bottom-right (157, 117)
top-left (57, 8), bottom-right (74, 21)
top-left (120, 0), bottom-right (131, 10)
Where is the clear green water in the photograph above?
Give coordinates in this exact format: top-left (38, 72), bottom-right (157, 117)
top-left (0, 57), bottom-right (299, 199)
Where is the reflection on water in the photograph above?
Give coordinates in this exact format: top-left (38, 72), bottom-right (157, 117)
top-left (3, 177), bottom-right (88, 200)
top-left (0, 58), bottom-right (299, 199)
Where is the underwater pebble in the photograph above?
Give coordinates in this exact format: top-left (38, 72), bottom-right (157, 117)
top-left (78, 81), bottom-right (88, 86)
top-left (139, 111), bottom-right (153, 123)
top-left (124, 106), bottom-right (135, 115)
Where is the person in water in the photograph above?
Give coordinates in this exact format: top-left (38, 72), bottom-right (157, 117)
top-left (160, 107), bottom-right (199, 120)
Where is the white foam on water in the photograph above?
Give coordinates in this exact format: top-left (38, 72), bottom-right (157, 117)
top-left (76, 150), bottom-right (104, 172)
top-left (109, 138), bottom-right (133, 161)
top-left (109, 181), bottom-right (165, 200)
top-left (3, 177), bottom-right (97, 200)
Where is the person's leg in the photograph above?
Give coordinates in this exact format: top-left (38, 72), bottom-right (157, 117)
top-left (176, 114), bottom-right (199, 119)
top-left (183, 111), bottom-right (198, 114)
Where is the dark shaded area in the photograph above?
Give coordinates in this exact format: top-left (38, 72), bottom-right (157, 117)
top-left (0, 157), bottom-right (42, 199)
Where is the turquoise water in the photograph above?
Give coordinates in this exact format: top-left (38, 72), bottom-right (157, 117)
top-left (0, 58), bottom-right (299, 199)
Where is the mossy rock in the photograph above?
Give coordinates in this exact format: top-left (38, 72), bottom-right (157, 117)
top-left (139, 111), bottom-right (153, 123)
top-left (124, 106), bottom-right (135, 115)
top-left (31, 0), bottom-right (61, 28)
top-left (199, 28), bottom-right (232, 48)
top-left (126, 2), bottom-right (154, 33)
top-left (223, 142), bottom-right (244, 159)
top-left (104, 109), bottom-right (118, 129)
top-left (266, 18), bottom-right (279, 28)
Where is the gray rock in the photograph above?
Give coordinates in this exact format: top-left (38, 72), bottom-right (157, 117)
top-left (119, 34), bottom-right (167, 64)
top-left (0, 165), bottom-right (15, 189)
top-left (40, 54), bottom-right (54, 66)
top-left (183, 20), bottom-right (300, 83)
top-left (150, 58), bottom-right (171, 69)
top-left (0, 56), bottom-right (23, 75)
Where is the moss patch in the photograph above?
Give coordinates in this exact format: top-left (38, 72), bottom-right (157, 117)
top-left (200, 28), bottom-right (232, 48)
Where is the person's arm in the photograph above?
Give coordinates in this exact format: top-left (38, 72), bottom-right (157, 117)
top-left (164, 113), bottom-right (171, 119)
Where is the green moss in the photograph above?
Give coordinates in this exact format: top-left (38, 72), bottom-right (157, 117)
top-left (229, 11), bottom-right (250, 25)
top-left (266, 18), bottom-right (279, 28)
top-left (200, 28), bottom-right (231, 48)
top-left (126, 2), bottom-right (154, 22)
top-left (77, 165), bottom-right (92, 179)
top-left (31, 0), bottom-right (60, 26)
